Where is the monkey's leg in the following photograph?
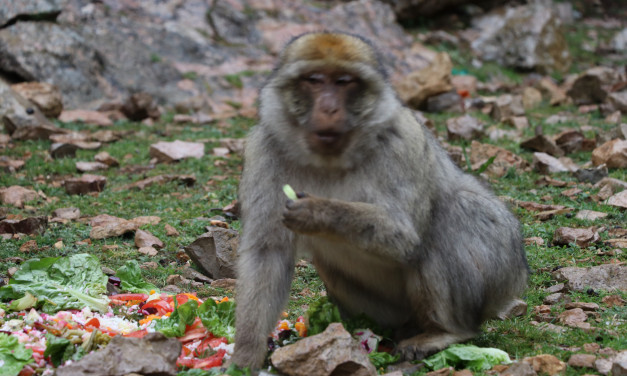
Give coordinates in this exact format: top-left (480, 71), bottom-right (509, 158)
top-left (396, 331), bottom-right (476, 361)
top-left (232, 241), bottom-right (295, 368)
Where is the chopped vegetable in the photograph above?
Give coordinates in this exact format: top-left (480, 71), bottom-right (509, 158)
top-left (368, 351), bottom-right (400, 369)
top-left (0, 254), bottom-right (110, 313)
top-left (116, 260), bottom-right (159, 294)
top-left (8, 292), bottom-right (37, 312)
top-left (423, 344), bottom-right (512, 372)
top-left (282, 184), bottom-right (297, 200)
top-left (197, 299), bottom-right (236, 342)
top-left (155, 300), bottom-right (200, 338)
top-left (0, 333), bottom-right (33, 376)
top-left (305, 297), bottom-right (342, 336)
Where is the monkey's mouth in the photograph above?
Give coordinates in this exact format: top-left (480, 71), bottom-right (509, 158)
top-left (308, 131), bottom-right (349, 155)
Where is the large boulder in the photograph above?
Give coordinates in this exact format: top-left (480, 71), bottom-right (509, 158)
top-left (471, 4), bottom-right (571, 73)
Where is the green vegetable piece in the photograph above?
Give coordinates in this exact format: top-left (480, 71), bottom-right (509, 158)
top-left (368, 351), bottom-right (400, 369)
top-left (8, 291), bottom-right (37, 312)
top-left (283, 184), bottom-right (297, 200)
top-left (305, 297), bottom-right (342, 336)
top-left (44, 333), bottom-right (72, 367)
top-left (0, 333), bottom-right (34, 376)
top-left (155, 300), bottom-right (199, 337)
top-left (117, 260), bottom-right (159, 294)
top-left (423, 344), bottom-right (511, 372)
top-left (0, 254), bottom-right (110, 313)
top-left (198, 299), bottom-right (236, 342)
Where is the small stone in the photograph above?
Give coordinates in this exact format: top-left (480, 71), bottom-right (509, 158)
top-left (521, 135), bottom-right (564, 157)
top-left (524, 237), bottom-right (545, 246)
top-left (583, 343), bottom-right (601, 353)
top-left (165, 224), bottom-right (180, 237)
top-left (165, 275), bottom-right (185, 285)
top-left (130, 216), bottom-right (162, 227)
top-left (149, 140), bottom-right (204, 163)
top-left (522, 87), bottom-right (543, 110)
top-left (210, 278), bottom-right (237, 290)
top-left (575, 210), bottom-right (608, 221)
top-left (573, 165), bottom-right (608, 184)
top-left (532, 153), bottom-right (573, 174)
top-left (89, 214), bottom-right (137, 240)
top-left (140, 261), bottom-right (159, 270)
top-left (553, 227), bottom-right (600, 247)
top-left (52, 207), bottom-right (80, 220)
top-left (64, 174), bottom-right (106, 195)
top-left (553, 264), bottom-right (627, 292)
top-left (11, 82), bottom-right (63, 118)
top-left (568, 354), bottom-right (597, 368)
top-left (503, 116), bottom-right (530, 131)
top-left (135, 229), bottom-right (164, 249)
top-left (523, 354), bottom-right (566, 376)
top-left (446, 115), bottom-right (484, 141)
top-left (59, 109), bottom-right (113, 126)
top-left (76, 161), bottom-right (109, 172)
top-left (554, 130), bottom-right (585, 154)
top-left (544, 283), bottom-right (566, 294)
top-left (565, 302), bottom-right (599, 311)
top-left (491, 94), bottom-right (525, 121)
top-left (543, 293), bottom-right (570, 305)
top-left (0, 216), bottom-right (48, 235)
top-left (607, 190), bottom-right (627, 210)
top-left (558, 308), bottom-right (588, 327)
top-left (0, 186), bottom-right (38, 208)
top-left (591, 139), bottom-right (627, 168)
top-left (94, 151), bottom-right (119, 167)
top-left (500, 362), bottom-right (537, 376)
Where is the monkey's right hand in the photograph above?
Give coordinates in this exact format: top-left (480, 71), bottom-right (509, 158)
top-left (282, 193), bottom-right (330, 235)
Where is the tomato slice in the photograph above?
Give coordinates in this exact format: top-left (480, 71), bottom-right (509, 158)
top-left (142, 299), bottom-right (173, 316)
top-left (85, 317), bottom-right (100, 330)
top-left (176, 349), bottom-right (226, 370)
top-left (208, 337), bottom-right (227, 348)
top-left (124, 329), bottom-right (148, 338)
top-left (109, 293), bottom-right (149, 301)
top-left (178, 328), bottom-right (207, 342)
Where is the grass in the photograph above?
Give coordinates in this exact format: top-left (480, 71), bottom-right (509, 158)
top-left (1, 16), bottom-right (626, 376)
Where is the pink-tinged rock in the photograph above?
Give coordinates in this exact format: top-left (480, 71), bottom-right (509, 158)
top-left (135, 229), bottom-right (164, 249)
top-left (553, 227), bottom-right (600, 247)
top-left (59, 110), bottom-right (113, 127)
top-left (0, 186), bottom-right (38, 208)
top-left (523, 354), bottom-right (566, 376)
top-left (149, 140), bottom-right (204, 163)
top-left (591, 139), bottom-right (627, 168)
top-left (64, 174), bottom-right (107, 195)
top-left (607, 190), bottom-right (627, 210)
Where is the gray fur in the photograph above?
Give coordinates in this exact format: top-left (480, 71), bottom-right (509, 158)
top-left (232, 32), bottom-right (529, 369)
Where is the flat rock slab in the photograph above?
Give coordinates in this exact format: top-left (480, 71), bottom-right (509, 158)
top-left (184, 227), bottom-right (239, 279)
top-left (59, 109), bottom-right (113, 126)
top-left (591, 139), bottom-right (627, 168)
top-left (0, 216), bottom-right (48, 235)
top-left (270, 323), bottom-right (377, 376)
top-left (553, 227), bottom-right (600, 247)
top-left (135, 229), bottom-right (164, 249)
top-left (64, 174), bottom-right (107, 195)
top-left (553, 264), bottom-right (627, 292)
top-left (0, 185), bottom-right (38, 207)
top-left (56, 332), bottom-right (180, 376)
top-left (90, 214), bottom-right (138, 239)
top-left (607, 190), bottom-right (627, 210)
top-left (149, 140), bottom-right (204, 163)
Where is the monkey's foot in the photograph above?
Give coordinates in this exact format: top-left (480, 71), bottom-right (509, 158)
top-left (396, 332), bottom-right (474, 361)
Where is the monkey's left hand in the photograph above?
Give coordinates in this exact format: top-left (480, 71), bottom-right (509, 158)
top-left (282, 193), bottom-right (335, 235)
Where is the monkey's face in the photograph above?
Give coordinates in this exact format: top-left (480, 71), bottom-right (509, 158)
top-left (291, 69), bottom-right (363, 156)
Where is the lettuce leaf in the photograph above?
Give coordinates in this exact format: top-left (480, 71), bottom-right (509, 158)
top-left (155, 300), bottom-right (199, 337)
top-left (423, 344), bottom-right (512, 371)
top-left (0, 254), bottom-right (109, 313)
top-left (305, 297), bottom-right (342, 336)
top-left (0, 333), bottom-right (33, 376)
top-left (198, 299), bottom-right (236, 342)
top-left (116, 260), bottom-right (158, 294)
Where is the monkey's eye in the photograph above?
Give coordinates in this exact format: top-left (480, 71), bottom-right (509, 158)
top-left (303, 74), bottom-right (325, 85)
top-left (335, 75), bottom-right (355, 86)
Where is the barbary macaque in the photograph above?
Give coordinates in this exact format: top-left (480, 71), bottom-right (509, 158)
top-left (232, 31), bottom-right (529, 369)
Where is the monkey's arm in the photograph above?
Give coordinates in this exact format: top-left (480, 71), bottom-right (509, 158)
top-left (283, 194), bottom-right (421, 261)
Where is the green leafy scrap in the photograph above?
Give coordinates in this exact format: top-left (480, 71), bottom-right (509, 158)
top-left (155, 300), bottom-right (199, 337)
top-left (0, 333), bottom-right (34, 376)
top-left (198, 299), bottom-right (236, 342)
top-left (423, 344), bottom-right (512, 372)
top-left (116, 260), bottom-right (159, 294)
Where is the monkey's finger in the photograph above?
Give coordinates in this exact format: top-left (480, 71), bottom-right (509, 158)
top-left (296, 191), bottom-right (308, 199)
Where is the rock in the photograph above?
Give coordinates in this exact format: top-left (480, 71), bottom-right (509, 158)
top-left (270, 323), bottom-right (377, 376)
top-left (120, 93), bottom-right (160, 121)
top-left (573, 165), bottom-right (608, 184)
top-left (59, 110), bottom-right (113, 127)
top-left (543, 293), bottom-right (569, 305)
top-left (0, 1), bottom-right (62, 27)
top-left (545, 283), bottom-right (566, 294)
top-left (424, 368), bottom-right (453, 376)
top-left (567, 67), bottom-right (621, 105)
top-left (138, 246), bottom-right (158, 256)
top-left (553, 264), bottom-right (627, 292)
top-left (575, 210), bottom-right (608, 221)
top-left (11, 82), bottom-right (63, 118)
top-left (537, 78), bottom-right (568, 106)
top-left (149, 140), bottom-right (205, 163)
top-left (522, 354), bottom-right (566, 376)
top-left (0, 157), bottom-right (25, 172)
top-left (121, 174), bottom-right (196, 191)
top-left (521, 135), bottom-right (564, 157)
top-left (56, 332), bottom-right (180, 376)
top-left (0, 80), bottom-right (66, 140)
top-left (607, 91), bottom-right (627, 113)
top-left (76, 161), bottom-right (109, 172)
top-left (182, 267), bottom-right (213, 284)
top-left (135, 229), bottom-right (164, 249)
top-left (471, 4), bottom-right (570, 74)
top-left (50, 141), bottom-right (102, 159)
top-left (522, 87), bottom-right (543, 110)
top-left (425, 90), bottom-right (463, 113)
top-left (52, 207), bottom-right (80, 220)
top-left (524, 237), bottom-right (545, 246)
top-left (491, 95), bottom-right (525, 121)
top-left (396, 52), bottom-right (453, 110)
top-left (90, 214), bottom-right (138, 240)
top-left (591, 139), bottom-right (627, 168)
top-left (503, 116), bottom-right (530, 131)
top-left (94, 151), bottom-right (119, 167)
top-left (565, 302), bottom-right (599, 311)
top-left (184, 227), bottom-right (239, 279)
top-left (165, 224), bottom-right (180, 237)
top-left (0, 186), bottom-right (38, 208)
top-left (554, 130), bottom-right (584, 154)
top-left (470, 141), bottom-right (527, 178)
top-left (612, 351), bottom-right (627, 376)
top-left (532, 153), bottom-right (575, 174)
top-left (64, 174), bottom-right (106, 195)
top-left (558, 308), bottom-right (588, 327)
top-left (610, 28), bottom-right (627, 51)
top-left (130, 216), bottom-right (162, 227)
top-left (607, 190), bottom-right (627, 210)
top-left (0, 216), bottom-right (48, 235)
top-left (500, 362), bottom-right (537, 376)
top-left (568, 354), bottom-right (596, 368)
top-left (553, 227), bottom-right (600, 247)
top-left (446, 115), bottom-right (484, 141)
top-left (210, 278), bottom-right (237, 290)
